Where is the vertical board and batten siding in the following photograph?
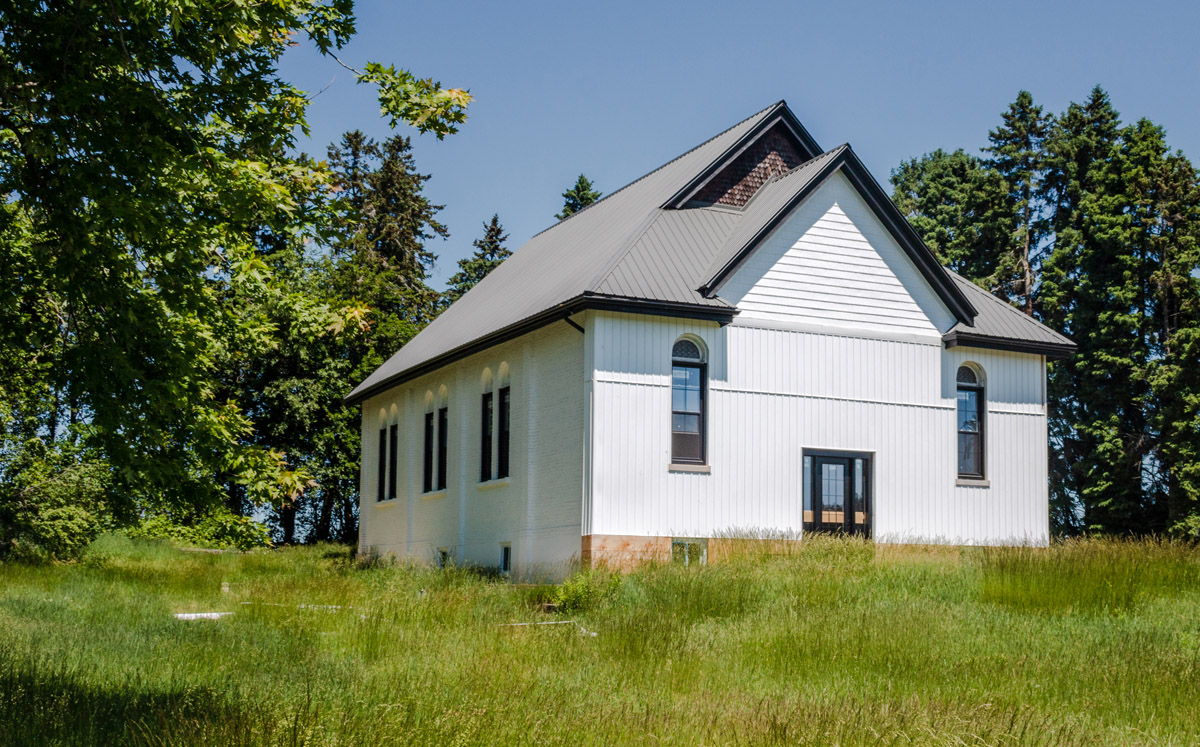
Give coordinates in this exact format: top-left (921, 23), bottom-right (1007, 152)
top-left (358, 321), bottom-right (584, 577)
top-left (719, 172), bottom-right (957, 337)
top-left (589, 311), bottom-right (1049, 544)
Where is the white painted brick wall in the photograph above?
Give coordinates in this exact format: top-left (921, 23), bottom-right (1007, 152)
top-left (358, 321), bottom-right (584, 578)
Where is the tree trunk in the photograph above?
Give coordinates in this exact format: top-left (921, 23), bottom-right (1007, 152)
top-left (316, 490), bottom-right (334, 542)
top-left (280, 501), bottom-right (296, 545)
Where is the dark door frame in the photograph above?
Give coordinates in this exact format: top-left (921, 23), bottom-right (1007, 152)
top-left (803, 449), bottom-right (873, 538)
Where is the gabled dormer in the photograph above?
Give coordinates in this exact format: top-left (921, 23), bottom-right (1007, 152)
top-left (663, 102), bottom-right (823, 210)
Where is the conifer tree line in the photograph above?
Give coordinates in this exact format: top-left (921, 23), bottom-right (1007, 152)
top-left (216, 131), bottom-right (512, 545)
top-left (892, 86), bottom-right (1200, 537)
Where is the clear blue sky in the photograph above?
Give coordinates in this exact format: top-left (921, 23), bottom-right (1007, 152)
top-left (281, 0), bottom-right (1200, 290)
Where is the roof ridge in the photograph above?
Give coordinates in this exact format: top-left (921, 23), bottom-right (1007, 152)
top-left (528, 100), bottom-right (787, 239)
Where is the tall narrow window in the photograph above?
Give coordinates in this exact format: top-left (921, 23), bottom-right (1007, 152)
top-left (422, 412), bottom-right (434, 493)
top-left (957, 365), bottom-right (985, 478)
top-left (497, 386), bottom-right (510, 479)
top-left (480, 391), bottom-right (493, 481)
top-left (500, 544), bottom-right (511, 575)
top-left (387, 424), bottom-right (398, 499)
top-left (377, 426), bottom-right (387, 502)
top-left (437, 406), bottom-right (449, 490)
top-left (671, 338), bottom-right (706, 464)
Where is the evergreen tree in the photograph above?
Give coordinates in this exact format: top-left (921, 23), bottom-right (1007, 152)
top-left (984, 91), bottom-right (1050, 315)
top-left (1143, 141), bottom-right (1200, 537)
top-left (890, 149), bottom-right (1011, 283)
top-left (556, 174), bottom-right (602, 219)
top-left (443, 215), bottom-right (511, 306)
top-left (1039, 87), bottom-right (1143, 534)
top-left (890, 85), bottom-right (1200, 538)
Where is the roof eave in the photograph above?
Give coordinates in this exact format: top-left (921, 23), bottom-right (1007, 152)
top-left (343, 295), bottom-right (737, 406)
top-left (943, 330), bottom-right (1076, 360)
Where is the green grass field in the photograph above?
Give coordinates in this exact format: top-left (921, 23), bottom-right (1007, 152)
top-left (1, 535), bottom-right (1198, 746)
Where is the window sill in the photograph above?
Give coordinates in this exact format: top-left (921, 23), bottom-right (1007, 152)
top-left (420, 490), bottom-right (447, 501)
top-left (477, 477), bottom-right (512, 491)
top-left (956, 478), bottom-right (990, 488)
top-left (669, 463), bottom-right (711, 474)
top-left (375, 498), bottom-right (401, 507)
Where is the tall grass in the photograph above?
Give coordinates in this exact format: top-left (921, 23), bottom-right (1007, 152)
top-left (0, 533), bottom-right (1197, 745)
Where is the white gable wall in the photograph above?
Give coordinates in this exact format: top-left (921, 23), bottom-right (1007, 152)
top-left (719, 172), bottom-right (958, 337)
top-left (358, 321), bottom-right (584, 579)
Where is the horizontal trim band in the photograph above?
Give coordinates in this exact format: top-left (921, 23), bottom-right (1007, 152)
top-left (591, 377), bottom-right (1044, 416)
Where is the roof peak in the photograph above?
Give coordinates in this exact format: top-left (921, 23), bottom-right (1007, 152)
top-left (531, 101), bottom-right (800, 239)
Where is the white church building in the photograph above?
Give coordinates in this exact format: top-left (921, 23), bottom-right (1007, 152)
top-left (346, 101), bottom-right (1074, 578)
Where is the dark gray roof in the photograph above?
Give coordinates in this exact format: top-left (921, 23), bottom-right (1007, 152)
top-left (943, 272), bottom-right (1075, 357)
top-left (349, 102), bottom-right (789, 402)
top-left (348, 102), bottom-right (1073, 403)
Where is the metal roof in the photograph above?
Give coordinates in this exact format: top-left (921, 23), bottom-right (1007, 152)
top-left (943, 272), bottom-right (1076, 358)
top-left (347, 101), bottom-right (1074, 403)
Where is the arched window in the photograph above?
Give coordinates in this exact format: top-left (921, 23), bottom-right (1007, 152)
top-left (956, 364), bottom-right (985, 479)
top-left (377, 408), bottom-right (389, 502)
top-left (422, 391), bottom-right (435, 493)
top-left (480, 369), bottom-right (493, 482)
top-left (436, 386), bottom-right (449, 491)
top-left (497, 363), bottom-right (511, 479)
top-left (671, 337), bottom-right (706, 464)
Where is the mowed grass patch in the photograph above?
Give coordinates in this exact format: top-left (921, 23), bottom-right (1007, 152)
top-left (0, 535), bottom-right (1197, 745)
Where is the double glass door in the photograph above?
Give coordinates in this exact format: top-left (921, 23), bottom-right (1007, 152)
top-left (803, 452), bottom-right (871, 537)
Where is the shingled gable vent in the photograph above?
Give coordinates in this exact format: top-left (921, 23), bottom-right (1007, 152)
top-left (689, 124), bottom-right (807, 208)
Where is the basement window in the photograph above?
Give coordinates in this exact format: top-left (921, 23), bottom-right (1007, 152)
top-left (499, 544), bottom-right (512, 575)
top-left (437, 548), bottom-right (452, 569)
top-left (671, 538), bottom-right (707, 567)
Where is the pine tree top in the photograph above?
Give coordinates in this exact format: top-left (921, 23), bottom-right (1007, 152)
top-left (556, 174), bottom-right (601, 220)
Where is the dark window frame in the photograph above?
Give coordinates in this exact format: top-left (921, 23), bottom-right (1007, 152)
top-left (956, 368), bottom-right (986, 479)
top-left (500, 544), bottom-right (511, 574)
top-left (377, 427), bottom-right (387, 502)
top-left (480, 391), bottom-right (493, 482)
top-left (802, 448), bottom-right (873, 537)
top-left (497, 386), bottom-right (511, 479)
top-left (422, 411), bottom-right (434, 493)
top-left (436, 406), bottom-right (449, 491)
top-left (670, 359), bottom-right (707, 465)
top-left (387, 423), bottom-right (399, 500)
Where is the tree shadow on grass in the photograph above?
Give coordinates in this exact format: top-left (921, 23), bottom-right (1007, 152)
top-left (0, 661), bottom-right (283, 747)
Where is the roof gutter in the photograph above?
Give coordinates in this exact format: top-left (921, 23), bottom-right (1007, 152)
top-left (943, 330), bottom-right (1076, 360)
top-left (343, 294), bottom-right (736, 406)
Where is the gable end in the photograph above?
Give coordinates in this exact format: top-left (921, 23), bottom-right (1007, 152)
top-left (700, 148), bottom-right (978, 327)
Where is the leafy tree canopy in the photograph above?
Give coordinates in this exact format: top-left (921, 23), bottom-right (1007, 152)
top-left (0, 1), bottom-right (470, 550)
